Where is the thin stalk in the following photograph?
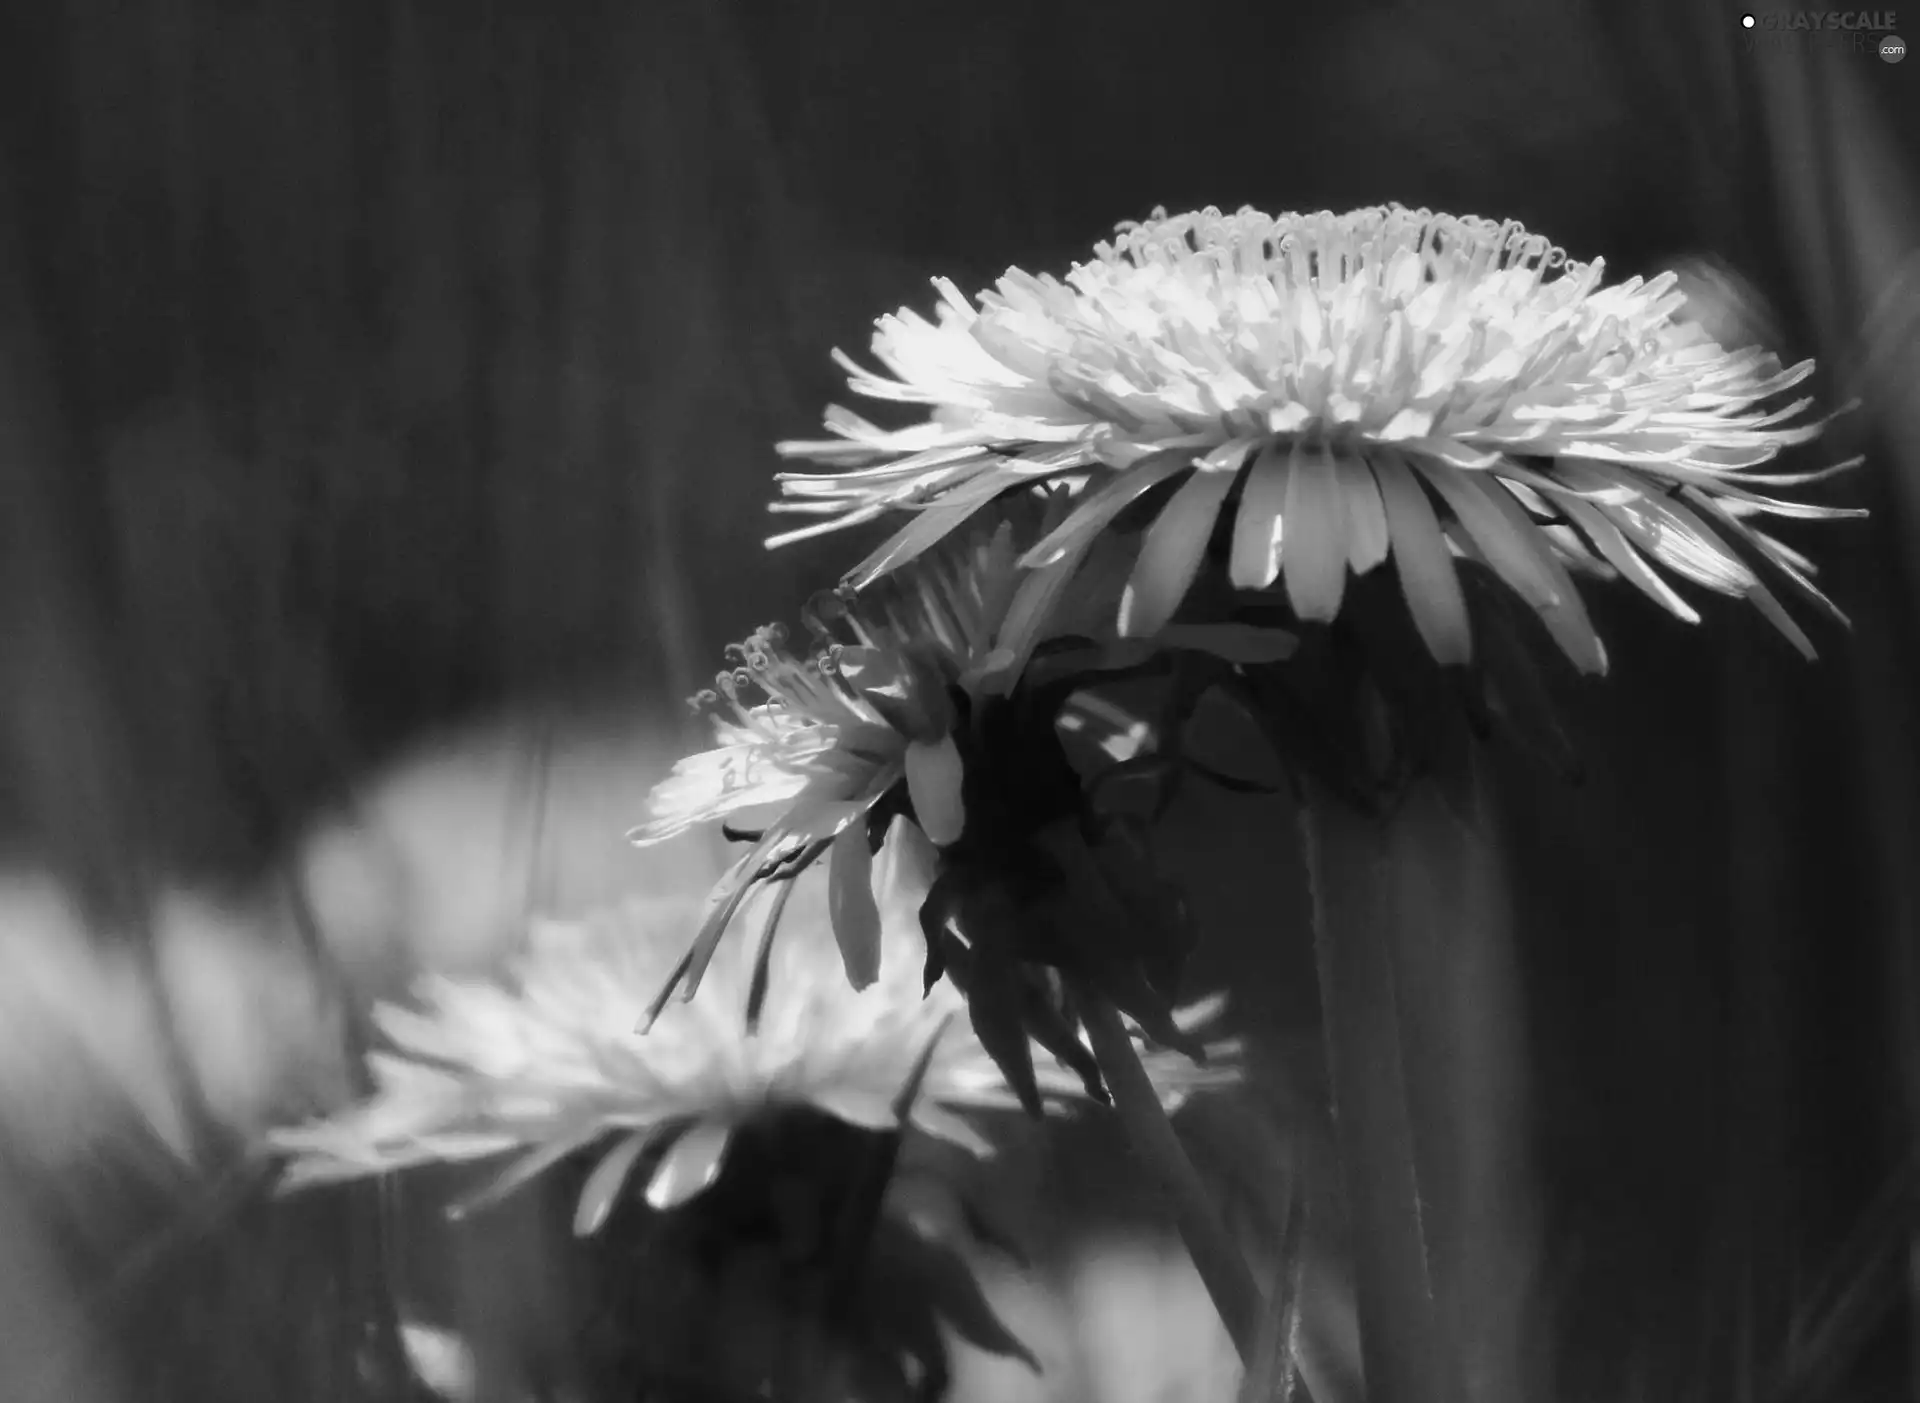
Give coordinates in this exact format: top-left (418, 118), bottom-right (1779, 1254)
top-left (1079, 989), bottom-right (1262, 1364)
top-left (1298, 776), bottom-right (1457, 1403)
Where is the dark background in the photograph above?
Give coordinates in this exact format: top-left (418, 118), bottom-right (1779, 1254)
top-left (0, 1), bottom-right (1915, 1400)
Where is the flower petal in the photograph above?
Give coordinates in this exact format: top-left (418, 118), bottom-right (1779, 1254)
top-left (573, 1128), bottom-right (654, 1235)
top-left (872, 815), bottom-right (943, 924)
top-left (1116, 466), bottom-right (1236, 637)
top-left (1280, 441), bottom-right (1350, 623)
top-left (1411, 455), bottom-right (1562, 609)
top-left (1227, 439), bottom-right (1291, 591)
top-left (1604, 490), bottom-right (1757, 596)
top-left (1660, 490), bottom-right (1821, 657)
top-left (906, 735), bottom-right (967, 845)
top-left (1019, 448), bottom-right (1193, 569)
top-left (642, 1119), bottom-right (734, 1213)
top-left (1736, 571), bottom-right (1819, 660)
top-left (1678, 484), bottom-right (1850, 629)
top-left (447, 1123), bottom-right (614, 1221)
top-left (1370, 451), bottom-right (1472, 666)
top-left (964, 961), bottom-right (1044, 1118)
top-left (807, 1082), bottom-right (900, 1133)
top-left (828, 819), bottom-right (883, 989)
top-left (1555, 491), bottom-right (1702, 623)
top-left (1461, 471), bottom-right (1607, 675)
top-left (1529, 567), bottom-right (1608, 676)
top-left (907, 1103), bottom-right (997, 1158)
top-left (842, 469), bottom-right (1037, 590)
top-left (981, 534), bottom-right (1108, 695)
top-left (1342, 453), bottom-right (1393, 575)
top-left (652, 849), bottom-right (761, 1019)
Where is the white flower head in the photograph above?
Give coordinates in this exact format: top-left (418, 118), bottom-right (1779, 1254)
top-left (627, 503), bottom-right (1043, 1012)
top-left (633, 489), bottom-right (1298, 1015)
top-left (268, 882), bottom-right (1238, 1233)
top-left (774, 204), bottom-right (1862, 674)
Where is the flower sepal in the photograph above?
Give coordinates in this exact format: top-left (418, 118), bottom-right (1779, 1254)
top-left (909, 788), bottom-right (1218, 1116)
top-left (1216, 559), bottom-right (1586, 821)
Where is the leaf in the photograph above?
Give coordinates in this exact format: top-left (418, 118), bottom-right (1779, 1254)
top-left (878, 1227), bottom-right (1041, 1371)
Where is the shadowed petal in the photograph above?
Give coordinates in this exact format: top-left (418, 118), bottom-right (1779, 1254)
top-left (905, 736), bottom-right (967, 846)
top-left (1020, 448), bottom-right (1193, 569)
top-left (828, 820), bottom-right (883, 989)
top-left (843, 470), bottom-right (1040, 590)
top-left (1342, 453), bottom-right (1393, 575)
top-left (448, 1121), bottom-right (615, 1221)
top-left (1372, 451), bottom-right (1472, 666)
top-left (1413, 456), bottom-right (1562, 610)
top-left (643, 1119), bottom-right (734, 1212)
top-left (1228, 440), bottom-right (1292, 590)
top-left (1118, 466), bottom-right (1236, 637)
top-left (574, 1127), bottom-right (656, 1235)
top-left (1282, 442), bottom-right (1351, 623)
top-left (1463, 473), bottom-right (1607, 675)
top-left (906, 1104), bottom-right (997, 1158)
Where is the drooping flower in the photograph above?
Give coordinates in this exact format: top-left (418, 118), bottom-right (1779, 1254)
top-left (629, 490), bottom-right (1291, 1016)
top-left (626, 504), bottom-right (1032, 1018)
top-left (268, 887), bottom-right (1239, 1400)
top-left (773, 204), bottom-right (1862, 676)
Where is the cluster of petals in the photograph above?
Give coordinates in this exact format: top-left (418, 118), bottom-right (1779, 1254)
top-left (270, 890), bottom-right (1237, 1232)
top-left (775, 204), bottom-right (1860, 671)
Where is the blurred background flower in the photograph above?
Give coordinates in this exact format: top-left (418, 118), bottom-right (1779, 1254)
top-left (271, 880), bottom-right (1237, 1199)
top-left (270, 873), bottom-right (1237, 1402)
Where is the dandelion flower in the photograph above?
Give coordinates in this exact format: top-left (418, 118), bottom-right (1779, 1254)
top-left (630, 491), bottom-right (1290, 1016)
top-left (775, 204), bottom-right (1862, 675)
top-left (268, 885), bottom-right (1236, 1218)
top-left (268, 886), bottom-right (1238, 1399)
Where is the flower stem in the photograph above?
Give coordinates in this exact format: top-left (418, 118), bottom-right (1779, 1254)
top-left (1080, 990), bottom-right (1262, 1364)
top-left (1298, 775), bottom-right (1458, 1403)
